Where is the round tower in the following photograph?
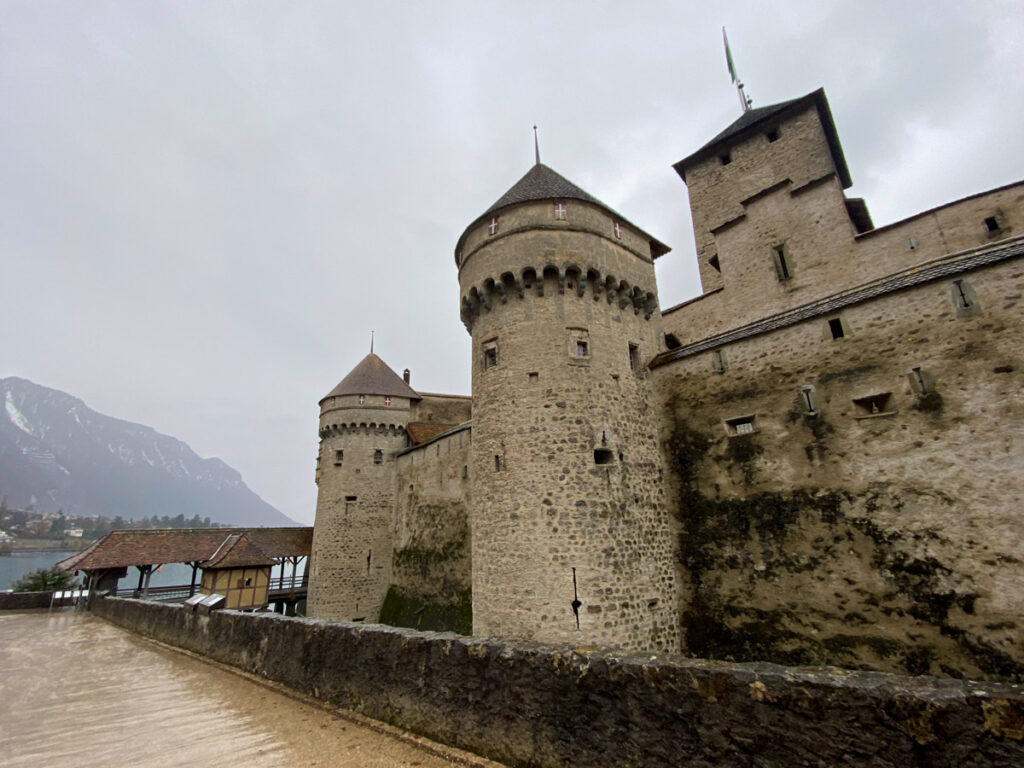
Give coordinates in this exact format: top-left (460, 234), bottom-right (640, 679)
top-left (307, 353), bottom-right (418, 622)
top-left (456, 162), bottom-right (680, 652)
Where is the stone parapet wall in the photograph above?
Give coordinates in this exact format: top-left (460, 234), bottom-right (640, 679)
top-left (94, 596), bottom-right (1024, 768)
top-left (0, 591), bottom-right (61, 610)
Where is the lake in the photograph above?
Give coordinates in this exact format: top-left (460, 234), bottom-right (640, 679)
top-left (0, 549), bottom-right (194, 591)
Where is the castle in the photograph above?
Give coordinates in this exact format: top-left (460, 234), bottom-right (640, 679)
top-left (308, 87), bottom-right (1024, 680)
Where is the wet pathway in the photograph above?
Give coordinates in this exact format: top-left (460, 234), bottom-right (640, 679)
top-left (0, 611), bottom-right (502, 768)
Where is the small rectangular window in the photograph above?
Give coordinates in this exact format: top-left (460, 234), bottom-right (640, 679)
top-left (720, 152), bottom-right (731, 165)
top-left (766, 128), bottom-right (780, 143)
top-left (334, 450), bottom-right (344, 466)
top-left (708, 253), bottom-right (721, 273)
top-left (554, 202), bottom-right (566, 220)
top-left (725, 415), bottom-right (757, 436)
top-left (594, 448), bottom-right (615, 465)
top-left (528, 372), bottom-right (539, 383)
top-left (373, 449), bottom-right (383, 464)
top-left (828, 318), bottom-right (846, 339)
top-left (628, 343), bottom-right (641, 371)
top-left (984, 216), bottom-right (1000, 234)
top-left (483, 344), bottom-right (498, 369)
top-left (568, 328), bottom-right (590, 363)
top-left (494, 455), bottom-right (501, 471)
top-left (664, 334), bottom-right (681, 350)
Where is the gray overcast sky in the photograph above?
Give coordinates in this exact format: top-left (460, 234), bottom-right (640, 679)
top-left (3, 2), bottom-right (1022, 524)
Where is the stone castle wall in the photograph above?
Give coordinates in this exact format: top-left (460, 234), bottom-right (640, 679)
top-left (652, 251), bottom-right (1024, 679)
top-left (383, 425), bottom-right (472, 633)
top-left (459, 200), bottom-right (679, 652)
top-left (95, 595), bottom-right (1024, 768)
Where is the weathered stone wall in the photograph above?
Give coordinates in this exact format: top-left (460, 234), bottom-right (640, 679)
top-left (668, 133), bottom-right (1023, 346)
top-left (652, 255), bottom-right (1024, 679)
top-left (384, 425), bottom-right (472, 633)
top-left (308, 394), bottom-right (411, 622)
top-left (682, 104), bottom-right (843, 296)
top-left (459, 198), bottom-right (679, 652)
top-left (94, 596), bottom-right (1024, 768)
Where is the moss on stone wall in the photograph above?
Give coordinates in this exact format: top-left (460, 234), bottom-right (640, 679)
top-left (667, 417), bottom-right (1024, 682)
top-left (379, 585), bottom-right (472, 635)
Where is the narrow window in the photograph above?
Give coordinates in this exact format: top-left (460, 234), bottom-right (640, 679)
top-left (568, 328), bottom-right (590, 363)
top-left (772, 244), bottom-right (792, 281)
top-left (554, 202), bottom-right (566, 220)
top-left (950, 279), bottom-right (981, 317)
top-left (664, 334), bottom-right (681, 350)
top-left (613, 221), bottom-right (622, 239)
top-left (852, 393), bottom-right (895, 418)
top-left (344, 496), bottom-right (356, 515)
top-left (708, 253), bottom-right (721, 273)
top-left (725, 415), bottom-right (757, 436)
top-left (384, 396), bottom-right (392, 407)
top-left (373, 449), bottom-right (383, 464)
top-left (462, 465), bottom-right (468, 479)
top-left (798, 385), bottom-right (818, 415)
top-left (720, 152), bottom-right (731, 165)
top-left (628, 343), bottom-right (641, 371)
top-left (488, 216), bottom-right (499, 236)
top-left (358, 395), bottom-right (365, 404)
top-left (594, 448), bottom-right (615, 465)
top-left (984, 216), bottom-right (1000, 234)
top-left (334, 450), bottom-right (344, 466)
top-left (952, 279), bottom-right (970, 308)
top-left (766, 128), bottom-right (780, 143)
top-left (483, 343), bottom-right (498, 369)
top-left (906, 366), bottom-right (936, 396)
top-left (494, 455), bottom-right (501, 471)
top-left (711, 349), bottom-right (727, 374)
top-left (828, 318), bottom-right (846, 339)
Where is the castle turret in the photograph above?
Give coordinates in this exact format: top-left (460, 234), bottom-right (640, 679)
top-left (456, 162), bottom-right (680, 652)
top-left (307, 353), bottom-right (418, 621)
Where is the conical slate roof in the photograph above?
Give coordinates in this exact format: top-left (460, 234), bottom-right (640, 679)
top-left (673, 88), bottom-right (851, 188)
top-left (484, 163), bottom-right (604, 213)
top-left (321, 354), bottom-right (419, 403)
top-left (456, 162), bottom-right (670, 264)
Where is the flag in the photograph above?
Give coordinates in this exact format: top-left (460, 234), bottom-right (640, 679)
top-left (723, 27), bottom-right (737, 84)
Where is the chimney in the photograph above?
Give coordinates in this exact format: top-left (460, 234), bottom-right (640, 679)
top-left (403, 368), bottom-right (411, 384)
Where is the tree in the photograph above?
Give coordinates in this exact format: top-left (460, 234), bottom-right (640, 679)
top-left (12, 566), bottom-right (79, 593)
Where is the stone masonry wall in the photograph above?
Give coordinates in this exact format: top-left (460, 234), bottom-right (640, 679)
top-left (460, 200), bottom-right (679, 652)
top-left (652, 255), bottom-right (1024, 680)
top-left (95, 595), bottom-right (1024, 768)
top-left (308, 394), bottom-right (410, 622)
top-left (667, 119), bottom-right (1023, 347)
top-left (383, 426), bottom-right (472, 633)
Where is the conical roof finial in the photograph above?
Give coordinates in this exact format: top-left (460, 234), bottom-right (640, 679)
top-left (533, 125), bottom-right (540, 165)
top-left (370, 330), bottom-right (374, 354)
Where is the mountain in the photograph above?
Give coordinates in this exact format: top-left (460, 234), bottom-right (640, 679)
top-left (0, 377), bottom-right (295, 526)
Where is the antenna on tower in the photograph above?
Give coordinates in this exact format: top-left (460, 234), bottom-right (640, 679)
top-left (370, 330), bottom-right (374, 354)
top-left (723, 27), bottom-right (752, 113)
top-left (533, 125), bottom-right (540, 165)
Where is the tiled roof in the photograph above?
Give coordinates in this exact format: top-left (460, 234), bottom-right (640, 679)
top-left (484, 163), bottom-right (604, 213)
top-left (322, 353), bottom-right (420, 403)
top-left (397, 421), bottom-right (471, 457)
top-left (673, 88), bottom-right (852, 188)
top-left (406, 422), bottom-right (461, 445)
top-left (56, 526), bottom-right (312, 571)
top-left (651, 236), bottom-right (1024, 369)
top-left (456, 163), bottom-right (670, 265)
top-left (204, 533), bottom-right (276, 569)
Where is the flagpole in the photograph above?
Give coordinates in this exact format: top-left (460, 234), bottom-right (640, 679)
top-left (723, 27), bottom-right (752, 113)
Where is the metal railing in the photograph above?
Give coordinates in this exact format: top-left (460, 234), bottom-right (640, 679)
top-left (111, 584), bottom-right (196, 601)
top-left (268, 575), bottom-right (308, 593)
